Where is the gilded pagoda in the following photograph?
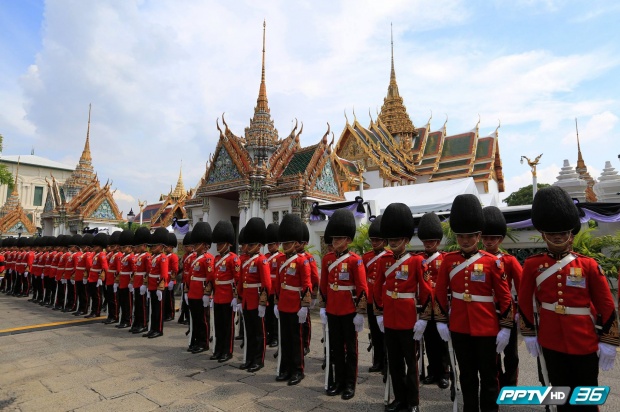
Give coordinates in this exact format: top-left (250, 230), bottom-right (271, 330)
top-left (0, 160), bottom-right (37, 237)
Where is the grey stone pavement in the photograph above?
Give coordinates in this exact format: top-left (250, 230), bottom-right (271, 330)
top-left (0, 293), bottom-right (618, 412)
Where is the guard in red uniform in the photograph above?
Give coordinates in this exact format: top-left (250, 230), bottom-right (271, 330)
top-left (53, 235), bottom-right (68, 309)
top-left (363, 215), bottom-right (391, 374)
top-left (86, 233), bottom-right (109, 318)
top-left (298, 223), bottom-right (318, 356)
top-left (130, 227), bottom-right (151, 334)
top-left (164, 233), bottom-right (179, 321)
top-left (186, 223), bottom-right (214, 353)
top-left (320, 209), bottom-right (368, 400)
top-left (481, 206), bottom-right (522, 388)
top-left (374, 203), bottom-right (432, 412)
top-left (179, 231), bottom-right (194, 325)
top-left (116, 230), bottom-right (135, 329)
top-left (28, 238), bottom-right (43, 302)
top-left (434, 194), bottom-right (514, 412)
top-left (274, 214), bottom-right (311, 386)
top-left (143, 228), bottom-right (169, 338)
top-left (264, 223), bottom-right (281, 347)
top-left (416, 212), bottom-right (450, 389)
top-left (64, 235), bottom-right (82, 312)
top-left (0, 240), bottom-right (5, 293)
top-left (74, 234), bottom-right (93, 315)
top-left (519, 187), bottom-right (619, 412)
top-left (207, 220), bottom-right (240, 363)
top-left (103, 231), bottom-right (122, 324)
top-left (12, 237), bottom-right (25, 296)
top-left (42, 237), bottom-right (58, 307)
top-left (238, 218), bottom-right (272, 372)
top-left (3, 238), bottom-right (15, 294)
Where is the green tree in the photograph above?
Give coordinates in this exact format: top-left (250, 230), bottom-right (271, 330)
top-left (115, 221), bottom-right (149, 232)
top-left (502, 183), bottom-right (551, 206)
top-left (0, 133), bottom-right (14, 187)
top-left (350, 222), bottom-right (371, 255)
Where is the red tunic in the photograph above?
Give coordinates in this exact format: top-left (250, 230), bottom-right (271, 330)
top-left (275, 253), bottom-right (311, 314)
top-left (265, 251), bottom-right (282, 296)
top-left (147, 253), bottom-right (169, 291)
top-left (188, 253), bottom-right (214, 300)
top-left (363, 249), bottom-right (393, 304)
top-left (88, 252), bottom-right (109, 283)
top-left (182, 251), bottom-right (196, 286)
top-left (132, 252), bottom-right (151, 288)
top-left (208, 252), bottom-right (240, 304)
top-left (417, 251), bottom-right (445, 299)
top-left (434, 250), bottom-right (513, 337)
top-left (167, 253), bottom-right (179, 285)
top-left (31, 252), bottom-right (44, 277)
top-left (75, 252), bottom-right (92, 282)
top-left (238, 253), bottom-right (271, 310)
top-left (69, 252), bottom-right (82, 280)
top-left (55, 252), bottom-right (65, 281)
top-left (62, 252), bottom-right (75, 280)
top-left (118, 253), bottom-right (135, 289)
top-left (107, 251), bottom-right (123, 285)
top-left (320, 251), bottom-right (368, 317)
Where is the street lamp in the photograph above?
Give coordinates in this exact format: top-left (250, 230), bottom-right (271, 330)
top-left (520, 154), bottom-right (543, 199)
top-left (127, 208), bottom-right (135, 230)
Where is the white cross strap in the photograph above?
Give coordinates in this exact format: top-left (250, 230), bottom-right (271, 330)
top-left (215, 253), bottom-right (230, 269)
top-left (365, 250), bottom-right (387, 269)
top-left (536, 254), bottom-right (577, 287)
top-left (449, 253), bottom-right (483, 281)
top-left (328, 253), bottom-right (351, 273)
top-left (385, 253), bottom-right (411, 277)
top-left (243, 254), bottom-right (259, 269)
top-left (279, 255), bottom-right (299, 274)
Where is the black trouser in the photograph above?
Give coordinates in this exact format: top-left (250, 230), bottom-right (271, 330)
top-left (30, 275), bottom-right (39, 300)
top-left (302, 311), bottom-right (312, 350)
top-left (243, 308), bottom-right (266, 365)
top-left (105, 285), bottom-right (119, 320)
top-left (497, 322), bottom-right (519, 387)
top-left (118, 288), bottom-right (132, 324)
top-left (133, 291), bottom-right (147, 329)
top-left (280, 311), bottom-right (304, 376)
top-left (163, 287), bottom-right (175, 320)
top-left (179, 291), bottom-right (189, 322)
top-left (327, 312), bottom-right (357, 388)
top-left (385, 327), bottom-right (420, 407)
top-left (189, 299), bottom-right (209, 348)
top-left (44, 278), bottom-right (55, 304)
top-left (23, 273), bottom-right (31, 296)
top-left (542, 347), bottom-right (599, 412)
top-left (424, 318), bottom-right (450, 379)
top-left (13, 271), bottom-right (23, 295)
top-left (148, 290), bottom-right (163, 333)
top-left (367, 302), bottom-right (385, 367)
top-left (66, 281), bottom-right (76, 310)
top-left (214, 302), bottom-right (235, 356)
top-left (55, 281), bottom-right (66, 308)
top-left (76, 281), bottom-right (88, 312)
top-left (88, 282), bottom-right (102, 315)
top-left (266, 294), bottom-right (277, 343)
top-left (452, 332), bottom-right (499, 412)
top-left (36, 275), bottom-right (45, 301)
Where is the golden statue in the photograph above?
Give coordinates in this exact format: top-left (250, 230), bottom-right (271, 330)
top-left (520, 154), bottom-right (543, 177)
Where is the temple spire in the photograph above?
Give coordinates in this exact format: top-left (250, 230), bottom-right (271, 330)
top-left (172, 162), bottom-right (185, 199)
top-left (389, 23), bottom-right (398, 97)
top-left (574, 118), bottom-right (597, 202)
top-left (576, 118), bottom-right (585, 169)
top-left (82, 103), bottom-right (93, 163)
top-left (256, 20), bottom-right (269, 113)
top-left (64, 104), bottom-right (96, 201)
top-left (12, 156), bottom-right (20, 195)
top-left (0, 157), bottom-right (21, 217)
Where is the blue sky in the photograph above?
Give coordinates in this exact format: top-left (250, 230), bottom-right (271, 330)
top-left (1, 0), bottom-right (619, 216)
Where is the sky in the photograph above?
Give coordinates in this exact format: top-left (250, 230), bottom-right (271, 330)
top-left (1, 0), bottom-right (619, 216)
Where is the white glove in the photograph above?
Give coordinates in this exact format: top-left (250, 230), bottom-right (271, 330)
top-left (156, 290), bottom-right (163, 301)
top-left (413, 319), bottom-right (428, 341)
top-left (210, 299), bottom-right (214, 309)
top-left (353, 313), bottom-right (364, 333)
top-left (128, 284), bottom-right (134, 293)
top-left (41, 274), bottom-right (45, 279)
top-left (96, 279), bottom-right (102, 287)
top-left (61, 279), bottom-right (67, 285)
top-left (83, 278), bottom-right (88, 285)
top-left (202, 295), bottom-right (210, 307)
top-left (297, 306), bottom-right (308, 323)
top-left (377, 315), bottom-right (385, 333)
top-left (147, 292), bottom-right (151, 300)
top-left (496, 328), bottom-right (511, 353)
top-left (139, 285), bottom-right (147, 295)
top-left (168, 281), bottom-right (174, 291)
top-left (436, 322), bottom-right (451, 342)
top-left (258, 305), bottom-right (266, 318)
top-left (184, 293), bottom-right (189, 305)
top-left (274, 304), bottom-right (279, 319)
top-left (310, 298), bottom-right (317, 309)
top-left (230, 297), bottom-right (238, 308)
top-left (236, 303), bottom-right (243, 313)
top-left (70, 279), bottom-right (75, 285)
top-left (320, 308), bottom-right (328, 325)
top-left (113, 283), bottom-right (118, 293)
top-left (524, 336), bottom-right (540, 358)
top-left (24, 271), bottom-right (29, 277)
top-left (599, 342), bottom-right (616, 371)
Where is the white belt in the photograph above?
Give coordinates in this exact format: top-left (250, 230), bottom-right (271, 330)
top-left (148, 274), bottom-right (160, 279)
top-left (281, 283), bottom-right (302, 292)
top-left (243, 282), bottom-right (261, 288)
top-left (91, 269), bottom-right (102, 273)
top-left (452, 292), bottom-right (494, 303)
top-left (540, 302), bottom-right (591, 316)
top-left (215, 279), bottom-right (234, 285)
top-left (120, 272), bottom-right (132, 275)
top-left (76, 267), bottom-right (86, 270)
top-left (191, 277), bottom-right (207, 282)
top-left (134, 272), bottom-right (146, 277)
top-left (329, 283), bottom-right (355, 291)
top-left (109, 271), bottom-right (117, 274)
top-left (270, 274), bottom-right (277, 279)
top-left (386, 290), bottom-right (415, 299)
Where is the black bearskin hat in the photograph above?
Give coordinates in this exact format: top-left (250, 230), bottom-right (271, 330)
top-left (133, 227), bottom-right (151, 246)
top-left (238, 227), bottom-right (246, 245)
top-left (192, 222), bottom-right (212, 245)
top-left (450, 194), bottom-right (483, 234)
top-left (81, 233), bottom-right (94, 248)
top-left (25, 237), bottom-right (35, 247)
top-left (368, 215), bottom-right (383, 239)
top-left (532, 186), bottom-right (580, 233)
top-left (47, 236), bottom-right (58, 248)
top-left (182, 231), bottom-right (193, 246)
top-left (69, 234), bottom-right (83, 247)
top-left (266, 223), bottom-right (279, 244)
top-left (151, 228), bottom-right (169, 245)
top-left (278, 214), bottom-right (304, 243)
top-left (244, 218), bottom-right (267, 245)
top-left (212, 220), bottom-right (235, 245)
top-left (119, 230), bottom-right (134, 247)
top-left (326, 209), bottom-right (356, 240)
top-left (417, 212), bottom-right (443, 241)
top-left (93, 232), bottom-right (109, 248)
top-left (482, 206), bottom-right (507, 238)
top-left (17, 237), bottom-right (27, 247)
top-left (381, 203), bottom-right (415, 239)
top-left (109, 230), bottom-right (122, 246)
top-left (167, 233), bottom-right (178, 248)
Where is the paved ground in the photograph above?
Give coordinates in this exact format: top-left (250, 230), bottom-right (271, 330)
top-left (0, 293), bottom-right (618, 411)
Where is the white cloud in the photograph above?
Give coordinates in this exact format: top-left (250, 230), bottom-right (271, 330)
top-left (561, 111), bottom-right (618, 144)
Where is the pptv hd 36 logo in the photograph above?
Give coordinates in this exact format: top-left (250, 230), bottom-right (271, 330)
top-left (497, 386), bottom-right (610, 406)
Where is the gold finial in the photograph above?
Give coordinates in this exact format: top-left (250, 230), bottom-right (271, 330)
top-left (344, 109), bottom-right (349, 125)
top-left (576, 118), bottom-right (586, 168)
top-left (256, 20), bottom-right (269, 112)
top-left (83, 104), bottom-right (92, 162)
top-left (390, 23), bottom-right (395, 85)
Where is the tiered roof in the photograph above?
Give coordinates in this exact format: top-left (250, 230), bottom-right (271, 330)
top-left (574, 125), bottom-right (597, 202)
top-left (0, 159), bottom-right (36, 235)
top-left (64, 105), bottom-right (96, 201)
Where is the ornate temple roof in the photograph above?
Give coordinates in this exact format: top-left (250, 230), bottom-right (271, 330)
top-left (0, 159), bottom-right (37, 236)
top-left (63, 105), bottom-right (96, 201)
top-left (574, 122), bottom-right (597, 202)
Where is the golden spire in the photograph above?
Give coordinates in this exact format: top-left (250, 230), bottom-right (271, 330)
top-left (257, 19), bottom-right (269, 113)
top-left (82, 103), bottom-right (92, 163)
top-left (574, 118), bottom-right (597, 202)
top-left (378, 24), bottom-right (416, 143)
top-left (64, 104), bottom-right (96, 200)
top-left (171, 162), bottom-right (185, 200)
top-left (576, 118), bottom-right (586, 169)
